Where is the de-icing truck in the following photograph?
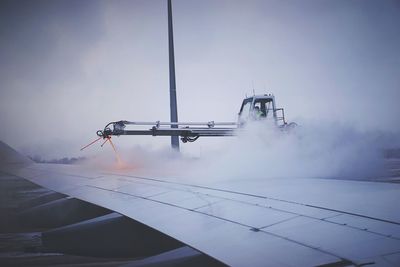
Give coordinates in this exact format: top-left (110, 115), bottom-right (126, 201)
top-left (96, 94), bottom-right (296, 144)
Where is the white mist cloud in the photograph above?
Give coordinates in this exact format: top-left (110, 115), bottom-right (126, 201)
top-left (187, 122), bottom-right (389, 181)
top-left (91, 120), bottom-right (396, 182)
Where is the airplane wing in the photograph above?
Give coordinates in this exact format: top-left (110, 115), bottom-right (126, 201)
top-left (1, 141), bottom-right (400, 266)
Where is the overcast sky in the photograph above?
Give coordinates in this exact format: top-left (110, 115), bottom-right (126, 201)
top-left (0, 0), bottom-right (399, 158)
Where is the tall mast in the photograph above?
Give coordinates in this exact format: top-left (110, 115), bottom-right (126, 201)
top-left (168, 0), bottom-right (179, 150)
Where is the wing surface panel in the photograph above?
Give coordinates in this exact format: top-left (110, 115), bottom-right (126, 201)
top-left (196, 200), bottom-right (299, 229)
top-left (212, 178), bottom-right (400, 223)
top-left (326, 214), bottom-right (400, 239)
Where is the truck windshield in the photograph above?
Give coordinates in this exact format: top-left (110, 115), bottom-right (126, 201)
top-left (239, 98), bottom-right (252, 118)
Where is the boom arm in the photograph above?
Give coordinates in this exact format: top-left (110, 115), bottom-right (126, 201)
top-left (97, 120), bottom-right (238, 143)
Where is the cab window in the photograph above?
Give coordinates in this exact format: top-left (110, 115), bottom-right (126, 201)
top-left (253, 99), bottom-right (272, 118)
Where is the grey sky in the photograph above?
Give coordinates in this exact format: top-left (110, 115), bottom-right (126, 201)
top-left (0, 0), bottom-right (399, 158)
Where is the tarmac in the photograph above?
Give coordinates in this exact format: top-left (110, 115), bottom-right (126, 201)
top-left (0, 173), bottom-right (134, 267)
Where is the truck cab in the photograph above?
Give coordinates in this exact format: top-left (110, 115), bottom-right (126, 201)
top-left (238, 94), bottom-right (287, 127)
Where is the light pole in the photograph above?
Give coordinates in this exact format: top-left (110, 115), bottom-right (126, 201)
top-left (167, 0), bottom-right (180, 151)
